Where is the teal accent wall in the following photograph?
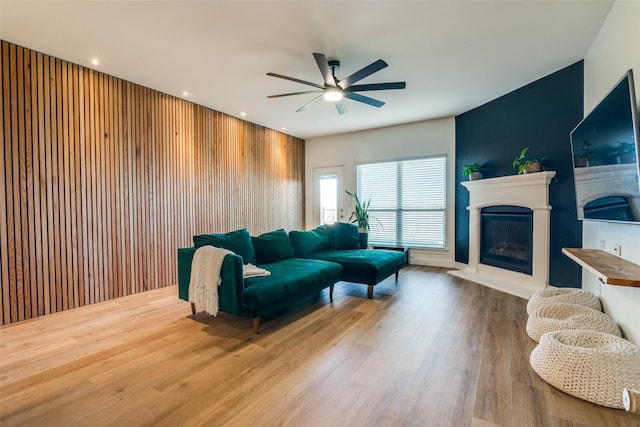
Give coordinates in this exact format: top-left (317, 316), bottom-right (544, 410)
top-left (455, 61), bottom-right (584, 287)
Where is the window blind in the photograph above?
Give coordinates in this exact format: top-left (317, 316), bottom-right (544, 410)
top-left (357, 157), bottom-right (446, 248)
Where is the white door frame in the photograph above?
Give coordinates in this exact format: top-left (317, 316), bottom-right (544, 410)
top-left (312, 165), bottom-right (346, 226)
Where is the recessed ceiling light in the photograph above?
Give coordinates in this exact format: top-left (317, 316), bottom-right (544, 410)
top-left (183, 91), bottom-right (188, 97)
top-left (91, 58), bottom-right (99, 66)
top-left (281, 127), bottom-right (286, 131)
top-left (241, 112), bottom-right (246, 117)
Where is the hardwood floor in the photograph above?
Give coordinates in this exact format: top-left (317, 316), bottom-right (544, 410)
top-left (1, 265), bottom-right (638, 426)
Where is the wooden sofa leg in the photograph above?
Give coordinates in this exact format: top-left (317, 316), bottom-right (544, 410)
top-left (368, 285), bottom-right (374, 299)
top-left (395, 271), bottom-right (399, 281)
top-left (253, 317), bottom-right (261, 334)
top-left (191, 303), bottom-right (196, 316)
top-left (330, 284), bottom-right (334, 302)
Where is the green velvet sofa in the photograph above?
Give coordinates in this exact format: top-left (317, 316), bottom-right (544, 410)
top-left (289, 223), bottom-right (407, 299)
top-left (177, 224), bottom-right (406, 333)
top-left (178, 228), bottom-right (342, 333)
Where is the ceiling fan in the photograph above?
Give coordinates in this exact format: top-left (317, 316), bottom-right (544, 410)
top-left (267, 53), bottom-right (406, 115)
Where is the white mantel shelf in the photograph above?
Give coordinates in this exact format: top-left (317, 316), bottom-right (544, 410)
top-left (450, 171), bottom-right (556, 299)
top-left (461, 171), bottom-right (556, 210)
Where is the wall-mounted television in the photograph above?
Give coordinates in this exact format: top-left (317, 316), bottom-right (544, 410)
top-left (570, 69), bottom-right (640, 223)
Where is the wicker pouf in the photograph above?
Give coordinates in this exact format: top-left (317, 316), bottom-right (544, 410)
top-left (526, 303), bottom-right (620, 343)
top-left (527, 288), bottom-right (601, 315)
top-left (530, 330), bottom-right (640, 409)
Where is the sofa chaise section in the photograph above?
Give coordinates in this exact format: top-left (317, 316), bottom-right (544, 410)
top-left (289, 223), bottom-right (407, 299)
top-left (307, 248), bottom-right (406, 298)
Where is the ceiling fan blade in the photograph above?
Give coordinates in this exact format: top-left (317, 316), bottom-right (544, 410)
top-left (296, 95), bottom-right (323, 112)
top-left (345, 82), bottom-right (406, 92)
top-left (267, 72), bottom-right (324, 89)
top-left (338, 59), bottom-right (388, 89)
top-left (335, 100), bottom-right (347, 115)
top-left (267, 90), bottom-right (323, 98)
top-left (344, 92), bottom-right (385, 108)
top-left (313, 53), bottom-right (336, 87)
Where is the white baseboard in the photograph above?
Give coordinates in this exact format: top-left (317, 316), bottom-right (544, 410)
top-left (408, 248), bottom-right (456, 268)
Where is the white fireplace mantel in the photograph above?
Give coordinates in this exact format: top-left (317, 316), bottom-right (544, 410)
top-left (449, 171), bottom-right (556, 299)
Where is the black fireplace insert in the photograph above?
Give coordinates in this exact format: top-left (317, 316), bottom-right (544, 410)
top-left (480, 205), bottom-right (533, 275)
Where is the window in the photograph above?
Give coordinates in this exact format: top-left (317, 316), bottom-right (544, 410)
top-left (357, 156), bottom-right (446, 248)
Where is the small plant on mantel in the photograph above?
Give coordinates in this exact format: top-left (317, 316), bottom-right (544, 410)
top-left (616, 141), bottom-right (636, 164)
top-left (512, 147), bottom-right (542, 175)
top-left (574, 140), bottom-right (595, 167)
top-left (463, 162), bottom-right (482, 180)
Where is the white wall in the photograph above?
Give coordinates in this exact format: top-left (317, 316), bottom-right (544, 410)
top-left (305, 117), bottom-right (457, 267)
top-left (582, 0), bottom-right (640, 343)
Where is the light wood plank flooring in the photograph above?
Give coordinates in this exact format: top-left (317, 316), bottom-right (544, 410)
top-left (1, 266), bottom-right (638, 426)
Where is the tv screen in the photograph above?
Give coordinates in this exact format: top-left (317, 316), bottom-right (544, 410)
top-left (570, 69), bottom-right (640, 223)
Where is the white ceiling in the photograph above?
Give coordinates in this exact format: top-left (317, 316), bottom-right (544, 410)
top-left (0, 1), bottom-right (613, 140)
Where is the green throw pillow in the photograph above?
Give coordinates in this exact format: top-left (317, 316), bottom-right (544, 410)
top-left (252, 229), bottom-right (295, 264)
top-left (193, 228), bottom-right (257, 265)
top-left (333, 222), bottom-right (360, 250)
top-left (324, 223), bottom-right (337, 247)
top-left (289, 225), bottom-right (331, 257)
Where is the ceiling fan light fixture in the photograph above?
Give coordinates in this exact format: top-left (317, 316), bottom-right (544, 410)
top-left (323, 88), bottom-right (343, 102)
top-left (267, 53), bottom-right (405, 113)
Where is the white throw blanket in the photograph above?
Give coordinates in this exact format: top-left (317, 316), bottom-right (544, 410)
top-left (243, 263), bottom-right (271, 278)
top-left (189, 246), bottom-right (233, 316)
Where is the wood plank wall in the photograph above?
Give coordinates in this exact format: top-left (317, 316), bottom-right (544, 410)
top-left (0, 41), bottom-right (305, 325)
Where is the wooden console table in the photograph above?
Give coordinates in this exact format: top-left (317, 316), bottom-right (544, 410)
top-left (562, 248), bottom-right (640, 288)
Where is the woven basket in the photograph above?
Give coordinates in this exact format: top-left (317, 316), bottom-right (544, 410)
top-left (530, 330), bottom-right (640, 408)
top-left (526, 303), bottom-right (620, 343)
top-left (527, 288), bottom-right (601, 315)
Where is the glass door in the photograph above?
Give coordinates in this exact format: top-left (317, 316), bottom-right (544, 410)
top-left (313, 166), bottom-right (345, 226)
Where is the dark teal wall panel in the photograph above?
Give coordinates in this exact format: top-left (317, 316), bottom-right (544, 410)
top-left (455, 61), bottom-right (583, 287)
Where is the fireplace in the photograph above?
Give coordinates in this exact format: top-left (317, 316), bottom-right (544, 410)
top-left (449, 171), bottom-right (555, 298)
top-left (480, 206), bottom-right (533, 275)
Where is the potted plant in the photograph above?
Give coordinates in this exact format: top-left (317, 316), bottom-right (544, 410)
top-left (616, 142), bottom-right (636, 164)
top-left (463, 162), bottom-right (482, 180)
top-left (345, 190), bottom-right (381, 249)
top-left (574, 140), bottom-right (593, 167)
top-left (512, 147), bottom-right (542, 174)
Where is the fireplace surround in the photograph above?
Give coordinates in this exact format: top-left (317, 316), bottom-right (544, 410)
top-left (449, 171), bottom-right (556, 298)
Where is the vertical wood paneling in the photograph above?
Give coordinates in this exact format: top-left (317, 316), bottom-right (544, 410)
top-left (22, 48), bottom-right (32, 319)
top-left (62, 59), bottom-right (72, 310)
top-left (30, 50), bottom-right (42, 316)
top-left (10, 43), bottom-right (21, 321)
top-left (85, 67), bottom-right (96, 305)
top-left (72, 63), bottom-right (84, 308)
top-left (55, 57), bottom-right (63, 310)
top-left (0, 40), bottom-right (305, 325)
top-left (78, 65), bottom-right (89, 307)
top-left (0, 43), bottom-right (9, 325)
top-left (69, 63), bottom-right (80, 308)
top-left (43, 50), bottom-right (55, 315)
